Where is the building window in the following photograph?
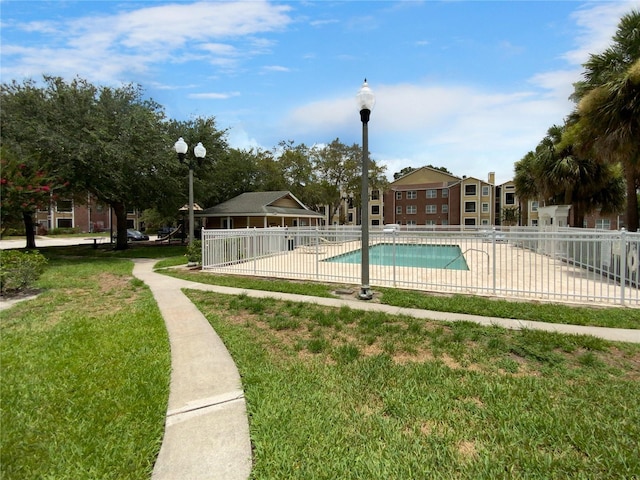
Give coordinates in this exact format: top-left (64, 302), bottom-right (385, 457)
top-left (407, 220), bottom-right (417, 226)
top-left (482, 202), bottom-right (489, 213)
top-left (425, 205), bottom-right (437, 214)
top-left (371, 205), bottom-right (380, 215)
top-left (442, 188), bottom-right (448, 198)
top-left (505, 193), bottom-right (515, 204)
top-left (464, 218), bottom-right (476, 226)
top-left (441, 204), bottom-right (449, 213)
top-left (482, 186), bottom-right (490, 197)
top-left (396, 206), bottom-right (402, 215)
top-left (348, 213), bottom-right (353, 223)
top-left (57, 218), bottom-right (72, 228)
top-left (465, 201), bottom-right (476, 213)
top-left (396, 191), bottom-right (402, 200)
top-left (56, 199), bottom-right (73, 212)
top-left (372, 219), bottom-right (380, 226)
top-left (481, 219), bottom-right (490, 225)
top-left (596, 219), bottom-right (611, 229)
top-left (426, 189), bottom-right (437, 198)
top-left (531, 201), bottom-right (539, 212)
top-left (371, 189), bottom-right (379, 200)
top-left (96, 204), bottom-right (104, 213)
top-left (407, 190), bottom-right (417, 199)
top-left (426, 220), bottom-right (436, 226)
top-left (465, 185), bottom-right (477, 196)
top-left (442, 219), bottom-right (449, 226)
top-left (406, 205), bottom-right (417, 214)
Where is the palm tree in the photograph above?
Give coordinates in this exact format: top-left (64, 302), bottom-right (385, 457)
top-left (516, 125), bottom-right (625, 227)
top-left (569, 10), bottom-right (640, 230)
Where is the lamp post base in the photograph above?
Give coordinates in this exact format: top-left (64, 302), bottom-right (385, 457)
top-left (359, 286), bottom-right (373, 300)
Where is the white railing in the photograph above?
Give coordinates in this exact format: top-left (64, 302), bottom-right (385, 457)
top-left (201, 227), bottom-right (640, 307)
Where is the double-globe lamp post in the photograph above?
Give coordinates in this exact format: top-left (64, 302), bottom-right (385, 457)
top-left (174, 137), bottom-right (206, 245)
top-left (357, 79), bottom-right (375, 300)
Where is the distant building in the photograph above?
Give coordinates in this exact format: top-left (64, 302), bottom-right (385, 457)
top-left (199, 191), bottom-right (324, 229)
top-left (383, 166), bottom-right (459, 227)
top-left (33, 194), bottom-right (143, 234)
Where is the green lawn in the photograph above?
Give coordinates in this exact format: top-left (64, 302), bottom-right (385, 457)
top-left (2, 245), bottom-right (639, 479)
top-left (188, 290), bottom-right (640, 479)
top-left (0, 257), bottom-right (170, 480)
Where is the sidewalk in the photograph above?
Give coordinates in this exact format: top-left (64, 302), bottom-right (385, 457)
top-left (132, 259), bottom-right (252, 480)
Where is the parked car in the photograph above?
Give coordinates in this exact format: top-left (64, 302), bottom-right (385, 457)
top-left (481, 229), bottom-right (506, 243)
top-left (127, 229), bottom-right (149, 241)
top-left (383, 224), bottom-right (401, 234)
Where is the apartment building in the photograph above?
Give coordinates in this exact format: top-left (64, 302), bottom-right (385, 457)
top-left (382, 167), bottom-right (495, 228)
top-left (33, 194), bottom-right (143, 234)
top-left (382, 167), bottom-right (458, 227)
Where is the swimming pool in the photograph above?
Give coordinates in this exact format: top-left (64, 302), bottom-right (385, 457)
top-left (323, 243), bottom-right (469, 270)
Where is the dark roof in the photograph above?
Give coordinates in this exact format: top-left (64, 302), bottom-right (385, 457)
top-left (199, 191), bottom-right (324, 218)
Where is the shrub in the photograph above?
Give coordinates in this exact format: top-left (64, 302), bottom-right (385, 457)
top-left (186, 240), bottom-right (202, 264)
top-left (0, 250), bottom-right (48, 294)
top-left (48, 227), bottom-right (80, 235)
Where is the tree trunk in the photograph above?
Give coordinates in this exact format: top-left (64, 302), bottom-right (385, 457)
top-left (112, 201), bottom-right (129, 250)
top-left (624, 167), bottom-right (639, 232)
top-left (571, 202), bottom-right (585, 228)
top-left (23, 211), bottom-right (36, 249)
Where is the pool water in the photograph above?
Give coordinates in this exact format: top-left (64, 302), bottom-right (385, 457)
top-left (323, 243), bottom-right (469, 270)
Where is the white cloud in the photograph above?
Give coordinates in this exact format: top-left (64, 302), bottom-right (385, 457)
top-left (1, 1), bottom-right (293, 84)
top-left (227, 123), bottom-right (262, 151)
top-left (562, 0), bottom-right (640, 66)
top-left (262, 65), bottom-right (291, 73)
top-left (188, 92), bottom-right (240, 100)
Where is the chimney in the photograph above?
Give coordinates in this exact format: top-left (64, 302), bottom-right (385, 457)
top-left (488, 172), bottom-right (495, 185)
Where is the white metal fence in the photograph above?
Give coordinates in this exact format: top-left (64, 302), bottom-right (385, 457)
top-left (201, 226), bottom-right (640, 307)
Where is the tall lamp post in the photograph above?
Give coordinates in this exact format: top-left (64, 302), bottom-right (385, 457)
top-left (357, 79), bottom-right (375, 300)
top-left (174, 137), bottom-right (206, 244)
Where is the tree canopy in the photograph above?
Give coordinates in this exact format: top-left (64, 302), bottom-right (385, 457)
top-left (514, 9), bottom-right (639, 230)
top-left (2, 76), bottom-right (389, 248)
top-left (566, 9), bottom-right (640, 230)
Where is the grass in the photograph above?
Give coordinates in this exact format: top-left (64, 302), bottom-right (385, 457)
top-left (0, 257), bottom-right (170, 480)
top-left (161, 268), bottom-right (640, 330)
top-left (186, 290), bottom-right (640, 479)
top-left (160, 266), bottom-right (338, 298)
top-left (39, 242), bottom-right (188, 260)
top-left (2, 243), bottom-right (639, 478)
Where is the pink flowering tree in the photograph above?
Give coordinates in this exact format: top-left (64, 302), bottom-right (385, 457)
top-left (0, 151), bottom-right (68, 248)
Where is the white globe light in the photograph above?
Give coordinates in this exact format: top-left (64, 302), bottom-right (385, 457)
top-left (174, 137), bottom-right (188, 155)
top-left (356, 79), bottom-right (375, 112)
top-left (194, 142), bottom-right (206, 158)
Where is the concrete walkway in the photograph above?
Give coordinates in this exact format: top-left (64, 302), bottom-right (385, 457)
top-left (132, 260), bottom-right (252, 480)
top-left (132, 259), bottom-right (640, 479)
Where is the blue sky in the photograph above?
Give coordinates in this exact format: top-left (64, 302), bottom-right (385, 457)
top-left (2, 0), bottom-right (638, 185)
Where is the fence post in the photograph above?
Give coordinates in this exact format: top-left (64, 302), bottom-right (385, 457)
top-left (315, 228), bottom-right (320, 280)
top-left (253, 228), bottom-right (257, 275)
top-left (620, 229), bottom-right (627, 305)
top-left (201, 229), bottom-right (206, 268)
top-left (392, 230), bottom-right (397, 287)
top-left (492, 229), bottom-right (497, 295)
